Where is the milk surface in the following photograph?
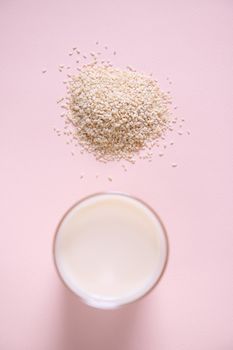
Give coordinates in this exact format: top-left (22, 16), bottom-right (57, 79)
top-left (54, 194), bottom-right (167, 308)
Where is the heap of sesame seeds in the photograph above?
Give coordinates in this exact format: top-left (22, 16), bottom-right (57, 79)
top-left (61, 61), bottom-right (171, 162)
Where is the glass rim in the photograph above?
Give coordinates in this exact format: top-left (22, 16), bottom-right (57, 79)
top-left (53, 192), bottom-right (169, 309)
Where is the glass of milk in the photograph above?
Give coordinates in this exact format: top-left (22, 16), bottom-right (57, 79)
top-left (53, 193), bottom-right (168, 309)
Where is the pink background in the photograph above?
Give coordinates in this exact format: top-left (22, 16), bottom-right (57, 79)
top-left (0, 0), bottom-right (233, 349)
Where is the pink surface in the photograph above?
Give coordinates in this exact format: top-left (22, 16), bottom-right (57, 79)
top-left (0, 0), bottom-right (233, 349)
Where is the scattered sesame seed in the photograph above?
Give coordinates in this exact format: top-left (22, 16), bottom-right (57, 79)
top-left (57, 98), bottom-right (64, 104)
top-left (42, 70), bottom-right (47, 74)
top-left (108, 177), bottom-right (112, 182)
top-left (170, 142), bottom-right (174, 145)
top-left (187, 131), bottom-right (191, 135)
top-left (113, 51), bottom-right (116, 55)
top-left (172, 163), bottom-right (177, 167)
top-left (69, 52), bottom-right (73, 56)
top-left (126, 66), bottom-right (133, 71)
top-left (96, 41), bottom-right (99, 45)
top-left (178, 131), bottom-right (183, 135)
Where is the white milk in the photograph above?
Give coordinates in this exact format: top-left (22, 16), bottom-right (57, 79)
top-left (54, 193), bottom-right (168, 309)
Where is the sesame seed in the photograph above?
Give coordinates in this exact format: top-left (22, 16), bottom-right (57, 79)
top-left (172, 163), bottom-right (177, 167)
top-left (59, 65), bottom-right (171, 162)
top-left (57, 98), bottom-right (64, 104)
top-left (42, 70), bottom-right (47, 74)
top-left (108, 177), bottom-right (112, 182)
